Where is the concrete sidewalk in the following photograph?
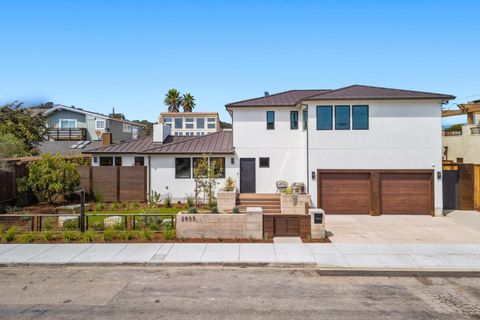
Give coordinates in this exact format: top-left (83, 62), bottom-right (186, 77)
top-left (1, 243), bottom-right (480, 270)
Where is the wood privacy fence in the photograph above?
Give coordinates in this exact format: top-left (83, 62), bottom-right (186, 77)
top-left (0, 163), bottom-right (28, 204)
top-left (78, 166), bottom-right (147, 203)
top-left (442, 163), bottom-right (480, 211)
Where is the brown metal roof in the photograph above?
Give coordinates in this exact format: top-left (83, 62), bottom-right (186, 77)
top-left (226, 85), bottom-right (455, 107)
top-left (84, 131), bottom-right (234, 154)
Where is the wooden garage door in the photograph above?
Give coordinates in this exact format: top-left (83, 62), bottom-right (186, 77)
top-left (380, 173), bottom-right (432, 214)
top-left (319, 173), bottom-right (370, 214)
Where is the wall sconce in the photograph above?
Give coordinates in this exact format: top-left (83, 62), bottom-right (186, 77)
top-left (231, 157), bottom-right (235, 165)
top-left (93, 157), bottom-right (98, 163)
top-left (311, 171), bottom-right (316, 180)
top-left (437, 171), bottom-right (442, 180)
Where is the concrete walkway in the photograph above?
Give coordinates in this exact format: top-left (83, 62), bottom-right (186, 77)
top-left (1, 243), bottom-right (480, 270)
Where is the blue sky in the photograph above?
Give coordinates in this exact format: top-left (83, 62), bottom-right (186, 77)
top-left (0, 0), bottom-right (479, 126)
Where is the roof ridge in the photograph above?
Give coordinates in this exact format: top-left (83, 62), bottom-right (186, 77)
top-left (142, 131), bottom-right (227, 152)
top-left (86, 135), bottom-right (152, 153)
top-left (225, 90), bottom-right (299, 107)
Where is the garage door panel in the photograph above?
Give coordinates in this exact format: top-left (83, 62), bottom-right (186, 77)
top-left (381, 173), bottom-right (432, 215)
top-left (320, 173), bottom-right (370, 214)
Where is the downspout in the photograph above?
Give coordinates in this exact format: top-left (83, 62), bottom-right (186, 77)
top-left (148, 155), bottom-right (152, 201)
top-left (299, 104), bottom-right (310, 194)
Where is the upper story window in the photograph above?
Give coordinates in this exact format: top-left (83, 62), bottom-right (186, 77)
top-left (95, 120), bottom-right (106, 130)
top-left (352, 105), bottom-right (369, 130)
top-left (290, 111), bottom-right (298, 130)
top-left (335, 105), bottom-right (350, 130)
top-left (59, 119), bottom-right (77, 129)
top-left (185, 118), bottom-right (194, 129)
top-left (163, 117), bottom-right (172, 127)
top-left (197, 118), bottom-right (205, 129)
top-left (174, 118), bottom-right (183, 129)
top-left (266, 111), bottom-right (275, 130)
top-left (316, 106), bottom-right (333, 130)
top-left (303, 109), bottom-right (308, 130)
top-left (207, 118), bottom-right (216, 129)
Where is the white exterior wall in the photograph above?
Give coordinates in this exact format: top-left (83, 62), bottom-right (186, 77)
top-left (232, 106), bottom-right (307, 193)
top-left (305, 99), bottom-right (444, 214)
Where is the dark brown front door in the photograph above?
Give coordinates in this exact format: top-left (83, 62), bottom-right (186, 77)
top-left (380, 173), bottom-right (432, 214)
top-left (318, 172), bottom-right (371, 214)
top-left (240, 158), bottom-right (256, 193)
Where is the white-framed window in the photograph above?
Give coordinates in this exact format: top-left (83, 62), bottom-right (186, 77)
top-left (185, 118), bottom-right (194, 129)
top-left (59, 119), bottom-right (77, 129)
top-left (96, 119), bottom-right (106, 130)
top-left (122, 123), bottom-right (132, 133)
top-left (163, 117), bottom-right (172, 127)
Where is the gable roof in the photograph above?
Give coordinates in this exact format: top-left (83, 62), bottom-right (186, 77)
top-left (84, 131), bottom-right (234, 155)
top-left (44, 105), bottom-right (146, 127)
top-left (226, 85), bottom-right (455, 107)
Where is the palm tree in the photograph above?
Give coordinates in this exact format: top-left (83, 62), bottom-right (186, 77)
top-left (164, 89), bottom-right (182, 112)
top-left (181, 93), bottom-right (196, 112)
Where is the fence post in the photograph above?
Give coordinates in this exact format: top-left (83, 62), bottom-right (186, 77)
top-left (79, 190), bottom-right (85, 232)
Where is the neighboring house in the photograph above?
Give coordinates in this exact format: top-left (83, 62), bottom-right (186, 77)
top-left (85, 85), bottom-right (454, 216)
top-left (159, 112), bottom-right (220, 136)
top-left (442, 100), bottom-right (480, 163)
top-left (36, 104), bottom-right (145, 156)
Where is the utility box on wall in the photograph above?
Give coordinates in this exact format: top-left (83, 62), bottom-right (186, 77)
top-left (309, 208), bottom-right (326, 239)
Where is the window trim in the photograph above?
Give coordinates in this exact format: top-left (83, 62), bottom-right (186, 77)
top-left (99, 156), bottom-right (113, 166)
top-left (175, 157), bottom-right (192, 179)
top-left (334, 105), bottom-right (351, 130)
top-left (174, 118), bottom-right (183, 129)
top-left (259, 157), bottom-right (270, 168)
top-left (210, 157), bottom-right (226, 178)
top-left (316, 106), bottom-right (333, 130)
top-left (196, 118), bottom-right (205, 129)
top-left (134, 156), bottom-right (145, 166)
top-left (59, 119), bottom-right (77, 129)
top-left (266, 111), bottom-right (275, 130)
top-left (352, 105), bottom-right (369, 130)
top-left (290, 111), bottom-right (298, 130)
top-left (95, 119), bottom-right (106, 130)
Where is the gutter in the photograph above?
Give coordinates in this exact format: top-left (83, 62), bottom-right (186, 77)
top-left (298, 103), bottom-right (310, 194)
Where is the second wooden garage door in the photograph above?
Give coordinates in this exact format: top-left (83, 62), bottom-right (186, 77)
top-left (380, 173), bottom-right (432, 214)
top-left (319, 173), bottom-right (370, 214)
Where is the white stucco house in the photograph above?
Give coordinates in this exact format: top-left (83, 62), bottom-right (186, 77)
top-left (85, 85), bottom-right (455, 216)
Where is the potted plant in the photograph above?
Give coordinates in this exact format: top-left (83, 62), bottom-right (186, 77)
top-left (217, 177), bottom-right (237, 213)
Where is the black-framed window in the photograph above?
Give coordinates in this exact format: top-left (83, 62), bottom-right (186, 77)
top-left (335, 105), bottom-right (350, 130)
top-left (175, 158), bottom-right (191, 178)
top-left (290, 111), bottom-right (298, 129)
top-left (316, 106), bottom-right (333, 130)
top-left (259, 157), bottom-right (270, 168)
top-left (266, 111), bottom-right (275, 130)
top-left (193, 157), bottom-right (207, 178)
top-left (99, 157), bottom-right (113, 166)
top-left (352, 105), bottom-right (369, 130)
top-left (134, 156), bottom-right (145, 166)
top-left (303, 108), bottom-right (308, 130)
top-left (174, 118), bottom-right (183, 129)
top-left (210, 157), bottom-right (225, 178)
top-left (114, 157), bottom-right (122, 166)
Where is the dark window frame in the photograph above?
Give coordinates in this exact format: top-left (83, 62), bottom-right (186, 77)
top-left (175, 157), bottom-right (191, 179)
top-left (290, 111), bottom-right (298, 130)
top-left (114, 157), bottom-right (122, 166)
top-left (352, 105), bottom-right (369, 130)
top-left (99, 157), bottom-right (113, 166)
top-left (259, 157), bottom-right (270, 168)
top-left (266, 111), bottom-right (275, 130)
top-left (210, 157), bottom-right (226, 178)
top-left (335, 105), bottom-right (351, 130)
top-left (134, 156), bottom-right (145, 166)
top-left (316, 106), bottom-right (333, 130)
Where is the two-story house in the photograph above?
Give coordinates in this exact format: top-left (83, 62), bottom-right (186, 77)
top-left (159, 112), bottom-right (220, 136)
top-left (85, 85), bottom-right (454, 216)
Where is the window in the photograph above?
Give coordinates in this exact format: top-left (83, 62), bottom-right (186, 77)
top-left (210, 157), bottom-right (225, 178)
top-left (266, 111), bottom-right (275, 130)
top-left (290, 111), bottom-right (298, 130)
top-left (259, 157), bottom-right (270, 168)
top-left (193, 158), bottom-right (207, 178)
top-left (335, 105), bottom-right (350, 130)
top-left (352, 105), bottom-right (369, 130)
top-left (96, 120), bottom-right (106, 130)
top-left (197, 118), bottom-right (205, 129)
top-left (99, 157), bottom-right (113, 166)
top-left (134, 157), bottom-right (145, 166)
top-left (207, 118), bottom-right (216, 122)
top-left (457, 157), bottom-right (464, 163)
top-left (59, 119), bottom-right (77, 129)
top-left (163, 118), bottom-right (172, 127)
top-left (303, 109), bottom-right (308, 130)
top-left (207, 118), bottom-right (216, 130)
top-left (185, 118), bottom-right (194, 129)
top-left (316, 106), bottom-right (333, 130)
top-left (174, 118), bottom-right (183, 129)
top-left (122, 123), bottom-right (132, 133)
top-left (175, 158), bottom-right (191, 178)
top-left (115, 157), bottom-right (122, 166)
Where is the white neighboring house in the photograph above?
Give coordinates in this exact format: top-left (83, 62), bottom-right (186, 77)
top-left (159, 112), bottom-right (220, 136)
top-left (85, 85), bottom-right (454, 216)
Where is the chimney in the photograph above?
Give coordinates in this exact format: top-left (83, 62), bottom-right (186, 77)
top-left (264, 91), bottom-right (269, 97)
top-left (102, 132), bottom-right (112, 145)
top-left (153, 123), bottom-right (171, 143)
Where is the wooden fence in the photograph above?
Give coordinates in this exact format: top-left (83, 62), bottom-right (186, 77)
top-left (442, 163), bottom-right (480, 211)
top-left (0, 163), bottom-right (28, 204)
top-left (78, 166), bottom-right (147, 203)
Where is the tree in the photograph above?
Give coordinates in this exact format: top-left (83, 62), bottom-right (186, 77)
top-left (164, 89), bottom-right (182, 112)
top-left (181, 93), bottom-right (195, 112)
top-left (0, 134), bottom-right (28, 159)
top-left (17, 154), bottom-right (81, 204)
top-left (132, 120), bottom-right (154, 136)
top-left (193, 156), bottom-right (223, 209)
top-left (0, 102), bottom-right (47, 150)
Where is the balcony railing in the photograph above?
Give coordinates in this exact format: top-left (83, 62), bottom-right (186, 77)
top-left (470, 126), bottom-right (480, 135)
top-left (48, 128), bottom-right (87, 141)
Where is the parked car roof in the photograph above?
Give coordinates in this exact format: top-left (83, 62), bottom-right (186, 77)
top-left (84, 131), bottom-right (234, 154)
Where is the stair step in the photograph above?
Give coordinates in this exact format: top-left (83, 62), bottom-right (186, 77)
top-left (238, 193), bottom-right (280, 200)
top-left (237, 205), bottom-right (280, 209)
top-left (237, 201), bottom-right (280, 206)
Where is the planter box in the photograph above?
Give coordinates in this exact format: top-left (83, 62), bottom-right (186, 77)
top-left (280, 194), bottom-right (312, 215)
top-left (217, 188), bottom-right (237, 213)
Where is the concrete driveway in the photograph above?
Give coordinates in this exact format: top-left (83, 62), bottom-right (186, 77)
top-left (326, 210), bottom-right (480, 243)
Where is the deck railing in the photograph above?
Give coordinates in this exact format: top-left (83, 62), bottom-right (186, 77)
top-left (47, 128), bottom-right (87, 140)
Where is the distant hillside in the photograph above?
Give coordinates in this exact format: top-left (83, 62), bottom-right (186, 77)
top-left (220, 121), bottom-right (232, 129)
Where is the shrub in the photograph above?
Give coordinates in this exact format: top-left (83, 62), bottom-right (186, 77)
top-left (210, 206), bottom-right (219, 214)
top-left (103, 228), bottom-right (121, 242)
top-left (43, 219), bottom-right (54, 231)
top-left (121, 230), bottom-right (137, 240)
top-left (163, 228), bottom-right (175, 241)
top-left (186, 195), bottom-right (194, 208)
top-left (18, 232), bottom-right (37, 243)
top-left (163, 194), bottom-right (172, 208)
top-left (139, 230), bottom-right (154, 241)
top-left (283, 186), bottom-right (293, 194)
top-left (94, 202), bottom-right (105, 211)
top-left (132, 201), bottom-right (141, 210)
top-left (149, 191), bottom-right (161, 206)
top-left (232, 207), bottom-right (239, 214)
top-left (82, 230), bottom-right (96, 243)
top-left (3, 227), bottom-right (17, 242)
top-left (91, 221), bottom-right (104, 231)
top-left (41, 231), bottom-right (55, 242)
top-left (62, 230), bottom-right (80, 243)
top-left (5, 205), bottom-right (19, 214)
top-left (188, 206), bottom-right (198, 214)
top-left (110, 202), bottom-right (121, 210)
top-left (223, 177), bottom-right (236, 191)
top-left (62, 219), bottom-right (78, 231)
